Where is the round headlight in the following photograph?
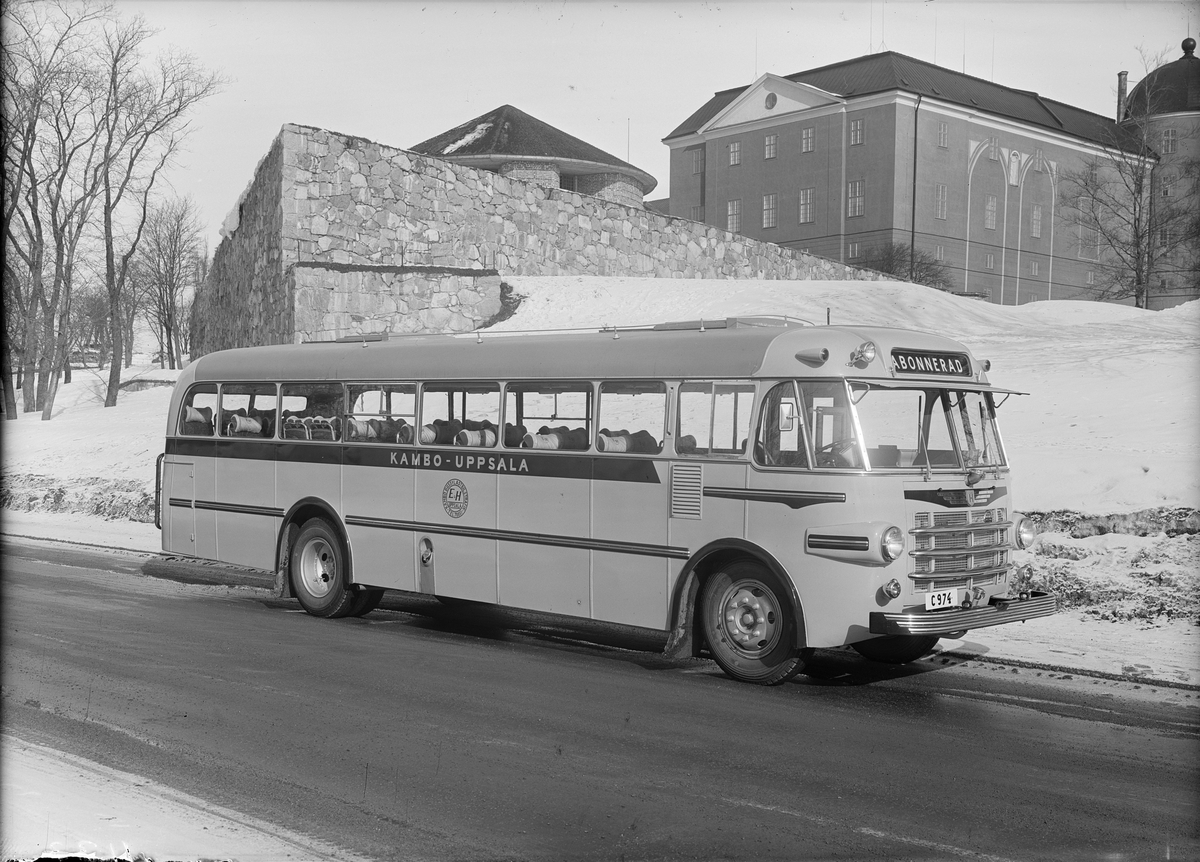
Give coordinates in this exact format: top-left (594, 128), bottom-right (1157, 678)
top-left (881, 525), bottom-right (905, 561)
top-left (1014, 514), bottom-right (1036, 550)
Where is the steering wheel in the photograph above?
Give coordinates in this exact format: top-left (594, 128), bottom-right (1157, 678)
top-left (816, 439), bottom-right (857, 467)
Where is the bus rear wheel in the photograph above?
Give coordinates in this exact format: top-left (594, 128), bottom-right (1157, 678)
top-left (851, 635), bottom-right (940, 664)
top-left (701, 561), bottom-right (808, 685)
top-left (291, 518), bottom-right (356, 618)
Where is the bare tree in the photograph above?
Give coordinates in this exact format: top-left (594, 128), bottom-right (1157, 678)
top-left (93, 14), bottom-right (222, 406)
top-left (2, 0), bottom-right (113, 420)
top-left (861, 242), bottom-right (953, 290)
top-left (137, 195), bottom-right (202, 369)
top-left (1057, 47), bottom-right (1199, 308)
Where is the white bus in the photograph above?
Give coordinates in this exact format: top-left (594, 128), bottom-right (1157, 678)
top-left (158, 317), bottom-right (1055, 684)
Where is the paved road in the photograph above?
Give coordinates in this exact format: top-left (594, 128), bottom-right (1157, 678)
top-left (4, 539), bottom-right (1197, 861)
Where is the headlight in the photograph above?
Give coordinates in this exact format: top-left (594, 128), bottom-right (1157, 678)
top-left (1014, 514), bottom-right (1036, 549)
top-left (881, 525), bottom-right (905, 561)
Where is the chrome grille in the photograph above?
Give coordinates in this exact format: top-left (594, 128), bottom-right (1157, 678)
top-left (910, 506), bottom-right (1012, 582)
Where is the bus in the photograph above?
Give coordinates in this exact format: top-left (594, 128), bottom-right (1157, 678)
top-left (157, 316), bottom-right (1056, 685)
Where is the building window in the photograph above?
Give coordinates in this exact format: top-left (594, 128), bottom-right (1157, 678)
top-left (934, 183), bottom-right (948, 220)
top-left (798, 187), bottom-right (815, 223)
top-left (762, 193), bottom-right (777, 229)
top-left (727, 199), bottom-right (741, 232)
top-left (847, 180), bottom-right (864, 218)
top-left (1087, 271), bottom-right (1095, 285)
top-left (935, 244), bottom-right (945, 261)
top-left (1162, 128), bottom-right (1178, 154)
top-left (850, 118), bottom-right (864, 146)
top-left (729, 141), bottom-right (741, 166)
top-left (988, 137), bottom-right (999, 160)
top-left (1031, 204), bottom-right (1042, 238)
top-left (938, 122), bottom-right (948, 148)
top-left (690, 205), bottom-right (704, 221)
top-left (985, 195), bottom-right (997, 230)
top-left (691, 149), bottom-right (704, 175)
top-left (1030, 260), bottom-right (1039, 276)
top-left (1035, 148), bottom-right (1044, 172)
top-left (801, 127), bottom-right (814, 153)
top-left (764, 134), bottom-right (777, 160)
top-left (985, 253), bottom-right (995, 270)
top-left (1079, 224), bottom-right (1100, 259)
top-left (848, 242), bottom-right (860, 259)
top-left (1161, 174), bottom-right (1175, 197)
top-left (1158, 227), bottom-right (1170, 248)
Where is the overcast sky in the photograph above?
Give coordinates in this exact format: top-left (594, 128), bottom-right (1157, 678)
top-left (115, 0), bottom-right (1196, 251)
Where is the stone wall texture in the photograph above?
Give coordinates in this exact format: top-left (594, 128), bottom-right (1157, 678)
top-left (194, 122), bottom-right (887, 356)
top-left (192, 138), bottom-right (288, 355)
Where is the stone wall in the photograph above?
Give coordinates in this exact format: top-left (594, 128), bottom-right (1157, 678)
top-left (280, 122), bottom-right (886, 282)
top-left (195, 122), bottom-right (887, 356)
top-left (291, 263), bottom-right (503, 342)
top-left (192, 137), bottom-right (288, 355)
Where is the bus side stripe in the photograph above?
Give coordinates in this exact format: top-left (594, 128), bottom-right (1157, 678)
top-left (193, 500), bottom-right (286, 518)
top-left (345, 515), bottom-right (690, 560)
top-left (703, 487), bottom-right (847, 508)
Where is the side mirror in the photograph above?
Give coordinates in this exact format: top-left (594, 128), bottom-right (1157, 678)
top-left (778, 401), bottom-right (795, 433)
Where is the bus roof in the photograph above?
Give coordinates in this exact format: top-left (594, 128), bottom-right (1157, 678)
top-left (187, 319), bottom-right (994, 385)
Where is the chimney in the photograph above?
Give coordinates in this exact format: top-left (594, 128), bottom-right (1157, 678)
top-left (1117, 71), bottom-right (1128, 122)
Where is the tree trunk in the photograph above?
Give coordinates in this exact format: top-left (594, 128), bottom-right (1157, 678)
top-left (1, 336), bottom-right (17, 420)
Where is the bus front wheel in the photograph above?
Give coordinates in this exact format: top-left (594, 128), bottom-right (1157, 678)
top-left (851, 635), bottom-right (940, 664)
top-left (701, 562), bottom-right (809, 685)
top-left (291, 518), bottom-right (356, 618)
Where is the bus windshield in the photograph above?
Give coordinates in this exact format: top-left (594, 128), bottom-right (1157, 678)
top-left (851, 385), bottom-right (1006, 470)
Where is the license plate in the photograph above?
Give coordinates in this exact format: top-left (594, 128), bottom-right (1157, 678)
top-left (925, 589), bottom-right (960, 611)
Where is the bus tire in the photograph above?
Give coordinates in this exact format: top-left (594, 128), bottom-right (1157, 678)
top-left (851, 635), bottom-right (940, 664)
top-left (349, 588), bottom-right (385, 617)
top-left (290, 518), bottom-right (356, 618)
top-left (701, 561), bottom-right (808, 685)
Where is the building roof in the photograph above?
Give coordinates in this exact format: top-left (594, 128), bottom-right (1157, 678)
top-left (1124, 38), bottom-right (1200, 119)
top-left (665, 50), bottom-right (1130, 149)
top-left (411, 104), bottom-right (656, 191)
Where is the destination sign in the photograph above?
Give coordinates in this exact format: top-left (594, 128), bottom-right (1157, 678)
top-left (891, 348), bottom-right (972, 377)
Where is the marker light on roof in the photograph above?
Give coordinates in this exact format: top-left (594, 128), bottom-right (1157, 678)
top-left (795, 347), bottom-right (829, 367)
top-left (849, 341), bottom-right (877, 367)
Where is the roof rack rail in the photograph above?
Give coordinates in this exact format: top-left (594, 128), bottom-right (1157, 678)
top-left (334, 332), bottom-right (389, 343)
top-left (651, 315), bottom-right (813, 331)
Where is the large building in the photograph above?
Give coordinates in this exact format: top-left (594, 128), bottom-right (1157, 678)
top-left (664, 50), bottom-right (1144, 304)
top-left (1123, 38), bottom-right (1200, 310)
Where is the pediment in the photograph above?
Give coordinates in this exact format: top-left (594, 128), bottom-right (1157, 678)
top-left (702, 75), bottom-right (845, 132)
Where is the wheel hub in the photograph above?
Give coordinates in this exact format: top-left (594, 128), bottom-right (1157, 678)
top-left (720, 582), bottom-right (780, 654)
top-left (300, 539), bottom-right (335, 598)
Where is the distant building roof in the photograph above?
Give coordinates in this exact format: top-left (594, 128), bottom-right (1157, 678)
top-left (412, 104), bottom-right (656, 193)
top-left (665, 50), bottom-right (1131, 150)
top-left (1124, 38), bottom-right (1200, 119)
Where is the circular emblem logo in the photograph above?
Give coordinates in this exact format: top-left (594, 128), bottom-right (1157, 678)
top-left (442, 478), bottom-right (469, 519)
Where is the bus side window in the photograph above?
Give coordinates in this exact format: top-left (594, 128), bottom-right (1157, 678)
top-left (346, 383), bottom-right (416, 444)
top-left (179, 384), bottom-right (217, 436)
top-left (219, 383), bottom-right (277, 439)
top-left (504, 383), bottom-right (592, 450)
top-left (597, 382), bottom-right (665, 454)
top-left (754, 382), bottom-right (807, 468)
top-left (678, 382), bottom-right (755, 457)
top-left (279, 383), bottom-right (344, 442)
top-left (419, 384), bottom-right (500, 447)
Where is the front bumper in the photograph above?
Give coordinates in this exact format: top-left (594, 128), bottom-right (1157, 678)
top-left (869, 591), bottom-right (1058, 636)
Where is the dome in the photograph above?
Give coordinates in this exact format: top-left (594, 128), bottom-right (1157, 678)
top-left (1123, 38), bottom-right (1200, 119)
